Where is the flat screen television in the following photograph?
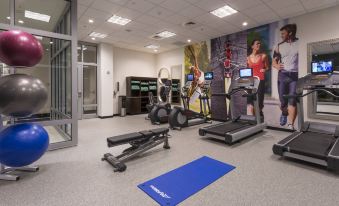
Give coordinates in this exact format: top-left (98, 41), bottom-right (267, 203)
top-left (204, 72), bottom-right (213, 80)
top-left (187, 74), bottom-right (194, 81)
top-left (239, 68), bottom-right (253, 78)
top-left (311, 60), bottom-right (333, 74)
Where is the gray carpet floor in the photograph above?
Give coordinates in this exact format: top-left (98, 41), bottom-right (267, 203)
top-left (0, 115), bottom-right (339, 206)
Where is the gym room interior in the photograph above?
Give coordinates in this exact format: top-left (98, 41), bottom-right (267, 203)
top-left (0, 0), bottom-right (339, 205)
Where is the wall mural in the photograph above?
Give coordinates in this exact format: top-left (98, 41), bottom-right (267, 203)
top-left (184, 41), bottom-right (212, 113)
top-left (185, 18), bottom-right (300, 129)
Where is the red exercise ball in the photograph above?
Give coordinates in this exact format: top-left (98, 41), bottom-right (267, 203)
top-left (0, 30), bottom-right (43, 67)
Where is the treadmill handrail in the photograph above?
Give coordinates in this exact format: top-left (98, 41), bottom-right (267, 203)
top-left (284, 89), bottom-right (339, 99)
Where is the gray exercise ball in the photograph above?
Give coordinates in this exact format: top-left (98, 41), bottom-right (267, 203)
top-left (0, 74), bottom-right (48, 117)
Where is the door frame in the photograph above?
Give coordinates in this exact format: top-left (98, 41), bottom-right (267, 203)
top-left (77, 63), bottom-right (98, 119)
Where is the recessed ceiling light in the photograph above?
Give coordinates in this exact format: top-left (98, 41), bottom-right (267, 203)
top-left (107, 15), bottom-right (131, 25)
top-left (18, 20), bottom-right (24, 24)
top-left (89, 32), bottom-right (107, 38)
top-left (91, 37), bottom-right (96, 41)
top-left (25, 10), bottom-right (51, 22)
top-left (210, 5), bottom-right (237, 18)
top-left (187, 39), bottom-right (191, 43)
top-left (154, 49), bottom-right (158, 52)
top-left (242, 22), bottom-right (248, 26)
top-left (145, 44), bottom-right (160, 49)
top-left (6, 16), bottom-right (10, 20)
top-left (157, 31), bottom-right (176, 38)
top-left (88, 19), bottom-right (94, 23)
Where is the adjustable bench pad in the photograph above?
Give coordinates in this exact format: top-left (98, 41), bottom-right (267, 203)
top-left (107, 128), bottom-right (169, 147)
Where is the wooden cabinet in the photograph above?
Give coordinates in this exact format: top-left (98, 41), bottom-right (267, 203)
top-left (126, 77), bottom-right (157, 115)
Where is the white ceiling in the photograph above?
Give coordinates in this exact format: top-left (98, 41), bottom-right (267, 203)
top-left (78, 0), bottom-right (339, 53)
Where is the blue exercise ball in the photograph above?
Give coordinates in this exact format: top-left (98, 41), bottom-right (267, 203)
top-left (0, 123), bottom-right (49, 167)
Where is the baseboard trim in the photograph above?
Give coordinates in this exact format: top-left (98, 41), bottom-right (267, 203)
top-left (98, 115), bottom-right (114, 119)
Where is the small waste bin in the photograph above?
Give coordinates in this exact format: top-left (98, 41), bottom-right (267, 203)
top-left (120, 108), bottom-right (126, 117)
top-left (119, 96), bottom-right (127, 117)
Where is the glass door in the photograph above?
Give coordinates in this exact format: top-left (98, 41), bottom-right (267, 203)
top-left (78, 63), bottom-right (98, 119)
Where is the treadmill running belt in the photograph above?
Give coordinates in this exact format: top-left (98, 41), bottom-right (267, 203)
top-left (205, 122), bottom-right (250, 136)
top-left (287, 132), bottom-right (336, 160)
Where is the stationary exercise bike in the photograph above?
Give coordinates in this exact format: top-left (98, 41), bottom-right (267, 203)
top-left (149, 68), bottom-right (172, 125)
top-left (168, 72), bottom-right (213, 130)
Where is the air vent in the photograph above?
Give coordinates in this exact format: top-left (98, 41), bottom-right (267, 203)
top-left (184, 21), bottom-right (196, 26)
top-left (150, 35), bottom-right (164, 40)
top-left (182, 21), bottom-right (200, 29)
top-left (172, 41), bottom-right (186, 46)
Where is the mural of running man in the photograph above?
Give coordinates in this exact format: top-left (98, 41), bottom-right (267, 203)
top-left (272, 24), bottom-right (299, 130)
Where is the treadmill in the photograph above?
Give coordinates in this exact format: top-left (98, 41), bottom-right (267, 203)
top-left (199, 68), bottom-right (267, 144)
top-left (273, 67), bottom-right (339, 172)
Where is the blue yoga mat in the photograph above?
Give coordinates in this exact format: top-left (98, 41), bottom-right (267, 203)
top-left (138, 156), bottom-right (235, 206)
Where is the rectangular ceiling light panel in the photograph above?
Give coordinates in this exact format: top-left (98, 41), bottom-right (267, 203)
top-left (157, 31), bottom-right (176, 38)
top-left (89, 32), bottom-right (108, 38)
top-left (210, 5), bottom-right (237, 18)
top-left (107, 15), bottom-right (131, 25)
top-left (25, 10), bottom-right (51, 22)
top-left (145, 44), bottom-right (160, 49)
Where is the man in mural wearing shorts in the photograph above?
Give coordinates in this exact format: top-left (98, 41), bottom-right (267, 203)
top-left (272, 24), bottom-right (299, 130)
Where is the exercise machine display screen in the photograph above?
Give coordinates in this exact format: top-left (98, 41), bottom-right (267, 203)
top-left (312, 61), bottom-right (333, 74)
top-left (187, 74), bottom-right (194, 81)
top-left (239, 68), bottom-right (253, 78)
top-left (204, 72), bottom-right (213, 80)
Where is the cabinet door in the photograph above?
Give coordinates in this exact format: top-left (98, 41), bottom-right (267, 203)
top-left (127, 98), bottom-right (141, 114)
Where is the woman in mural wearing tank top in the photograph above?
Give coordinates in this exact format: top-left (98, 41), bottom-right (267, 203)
top-left (247, 39), bottom-right (269, 117)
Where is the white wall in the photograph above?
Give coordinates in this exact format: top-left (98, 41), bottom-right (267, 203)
top-left (113, 47), bottom-right (156, 114)
top-left (156, 47), bottom-right (185, 84)
top-left (97, 43), bottom-right (114, 117)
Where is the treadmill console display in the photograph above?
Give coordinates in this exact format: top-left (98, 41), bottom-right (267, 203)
top-left (311, 61), bottom-right (333, 74)
top-left (239, 68), bottom-right (253, 78)
top-left (186, 74), bottom-right (194, 82)
top-left (204, 72), bottom-right (213, 80)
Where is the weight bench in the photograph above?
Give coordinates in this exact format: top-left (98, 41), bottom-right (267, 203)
top-left (102, 128), bottom-right (170, 172)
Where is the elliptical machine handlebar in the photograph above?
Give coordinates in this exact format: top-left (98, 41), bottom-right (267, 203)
top-left (212, 88), bottom-right (256, 99)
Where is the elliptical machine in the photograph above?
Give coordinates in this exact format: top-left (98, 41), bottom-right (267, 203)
top-left (149, 68), bottom-right (172, 125)
top-left (168, 72), bottom-right (213, 130)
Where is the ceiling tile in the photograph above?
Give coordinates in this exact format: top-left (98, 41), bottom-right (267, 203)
top-left (91, 0), bottom-right (121, 14)
top-left (195, 0), bottom-right (226, 11)
top-left (146, 0), bottom-right (167, 4)
top-left (251, 10), bottom-right (280, 25)
top-left (83, 8), bottom-right (112, 21)
top-left (116, 7), bottom-right (143, 20)
top-left (78, 4), bottom-right (88, 18)
top-left (274, 2), bottom-right (306, 18)
top-left (106, 0), bottom-right (130, 6)
top-left (300, 0), bottom-right (337, 12)
top-left (125, 0), bottom-right (156, 12)
top-left (177, 5), bottom-right (206, 18)
top-left (78, 0), bottom-right (95, 6)
top-left (161, 0), bottom-right (191, 12)
top-left (242, 4), bottom-right (271, 18)
top-left (223, 12), bottom-right (255, 28)
top-left (226, 0), bottom-right (263, 11)
top-left (148, 6), bottom-right (175, 19)
top-left (164, 14), bottom-right (191, 26)
top-left (135, 14), bottom-right (160, 25)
